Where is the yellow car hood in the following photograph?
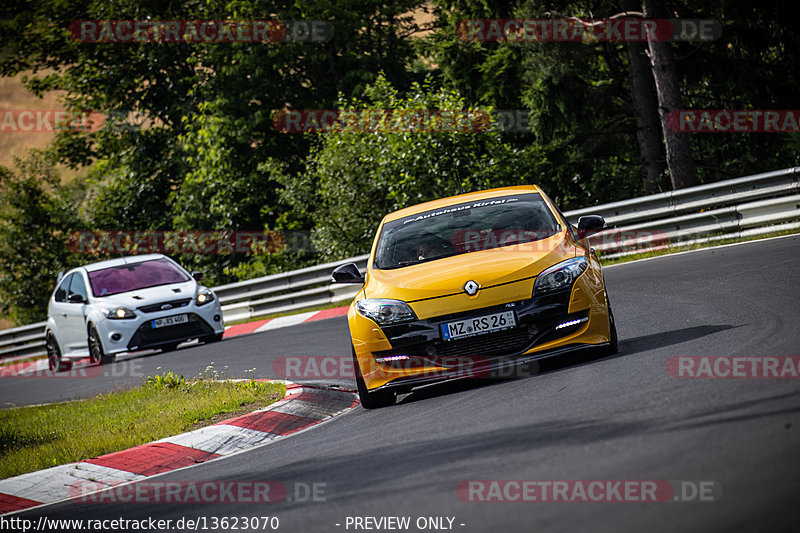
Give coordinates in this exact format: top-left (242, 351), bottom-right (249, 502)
top-left (365, 232), bottom-right (574, 303)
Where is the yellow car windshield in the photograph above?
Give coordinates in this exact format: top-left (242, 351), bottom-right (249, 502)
top-left (374, 193), bottom-right (560, 269)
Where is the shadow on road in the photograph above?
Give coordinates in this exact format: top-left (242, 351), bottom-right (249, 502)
top-left (618, 324), bottom-right (741, 354)
top-left (396, 324), bottom-right (741, 406)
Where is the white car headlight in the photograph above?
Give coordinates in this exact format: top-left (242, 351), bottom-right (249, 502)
top-left (104, 306), bottom-right (136, 319)
top-left (196, 289), bottom-right (215, 306)
top-left (534, 257), bottom-right (588, 296)
top-left (356, 299), bottom-right (417, 325)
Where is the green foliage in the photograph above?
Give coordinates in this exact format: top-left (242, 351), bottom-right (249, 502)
top-left (0, 425), bottom-right (22, 453)
top-left (0, 152), bottom-right (86, 323)
top-left (426, 0), bottom-right (800, 199)
top-left (0, 0), bottom-right (430, 322)
top-left (145, 370), bottom-right (186, 390)
top-left (281, 74), bottom-right (528, 260)
top-left (1, 0), bottom-right (800, 324)
top-left (85, 129), bottom-right (183, 232)
top-left (235, 379), bottom-right (274, 394)
top-left (425, 0), bottom-right (652, 205)
top-left (674, 1), bottom-right (800, 180)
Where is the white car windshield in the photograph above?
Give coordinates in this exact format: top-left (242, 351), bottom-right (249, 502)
top-left (87, 258), bottom-right (190, 297)
top-left (374, 193), bottom-right (560, 269)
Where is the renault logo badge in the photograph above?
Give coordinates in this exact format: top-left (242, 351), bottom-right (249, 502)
top-left (463, 280), bottom-right (480, 296)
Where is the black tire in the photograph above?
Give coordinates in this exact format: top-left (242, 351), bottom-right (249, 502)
top-left (46, 332), bottom-right (70, 372)
top-left (202, 332), bottom-right (223, 344)
top-left (352, 347), bottom-right (396, 409)
top-left (88, 324), bottom-right (114, 365)
top-left (605, 307), bottom-right (619, 356)
top-left (602, 286), bottom-right (619, 356)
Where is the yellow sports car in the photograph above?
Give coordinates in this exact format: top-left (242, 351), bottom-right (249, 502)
top-left (332, 185), bottom-right (617, 408)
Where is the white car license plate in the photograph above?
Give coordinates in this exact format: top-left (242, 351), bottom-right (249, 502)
top-left (440, 310), bottom-right (516, 341)
top-left (151, 314), bottom-right (188, 329)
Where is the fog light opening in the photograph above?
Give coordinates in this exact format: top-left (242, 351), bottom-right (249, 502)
top-left (375, 355), bottom-right (410, 364)
top-left (555, 317), bottom-right (589, 330)
top-left (213, 314), bottom-right (221, 322)
top-left (110, 333), bottom-right (122, 341)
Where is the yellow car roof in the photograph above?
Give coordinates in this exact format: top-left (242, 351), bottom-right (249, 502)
top-left (383, 185), bottom-right (544, 222)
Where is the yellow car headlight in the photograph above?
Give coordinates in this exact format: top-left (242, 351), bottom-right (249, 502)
top-left (534, 257), bottom-right (587, 296)
top-left (356, 299), bottom-right (417, 325)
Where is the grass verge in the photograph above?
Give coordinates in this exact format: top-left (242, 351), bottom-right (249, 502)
top-left (0, 370), bottom-right (285, 480)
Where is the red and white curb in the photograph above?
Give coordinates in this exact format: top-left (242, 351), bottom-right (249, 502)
top-left (0, 359), bottom-right (48, 377)
top-left (221, 306), bottom-right (348, 338)
top-left (0, 306), bottom-right (350, 378)
top-left (0, 382), bottom-right (358, 515)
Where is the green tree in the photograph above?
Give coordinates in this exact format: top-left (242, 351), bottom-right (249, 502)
top-left (425, 0), bottom-right (646, 207)
top-left (0, 153), bottom-right (85, 323)
top-left (0, 0), bottom-right (429, 289)
top-left (281, 75), bottom-right (526, 260)
top-left (427, 0), bottom-right (800, 200)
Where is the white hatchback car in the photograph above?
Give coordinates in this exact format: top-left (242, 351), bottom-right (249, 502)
top-left (45, 254), bottom-right (225, 371)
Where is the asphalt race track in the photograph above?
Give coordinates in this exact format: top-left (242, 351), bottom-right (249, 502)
top-left (5, 235), bottom-right (800, 532)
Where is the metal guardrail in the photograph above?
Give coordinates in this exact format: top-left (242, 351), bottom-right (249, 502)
top-left (0, 322), bottom-right (48, 360)
top-left (2, 167), bottom-right (799, 360)
top-left (564, 167), bottom-right (800, 225)
top-left (214, 255), bottom-right (369, 323)
top-left (572, 167), bottom-right (800, 257)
